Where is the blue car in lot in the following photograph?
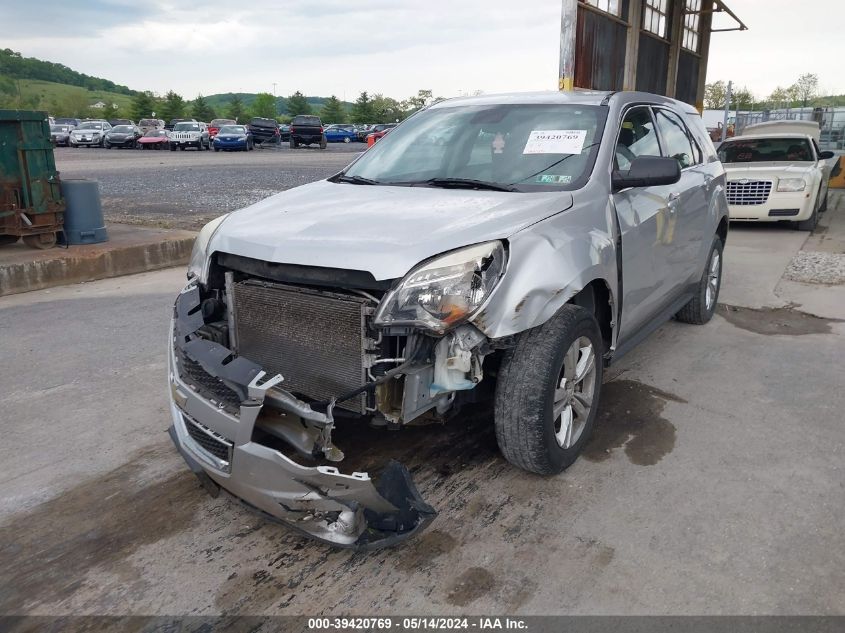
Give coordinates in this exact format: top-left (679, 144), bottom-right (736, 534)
top-left (323, 125), bottom-right (358, 143)
top-left (213, 125), bottom-right (254, 152)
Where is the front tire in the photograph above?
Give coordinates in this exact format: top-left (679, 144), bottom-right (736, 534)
top-left (676, 235), bottom-right (723, 324)
top-left (494, 304), bottom-right (603, 475)
top-left (795, 205), bottom-right (818, 231)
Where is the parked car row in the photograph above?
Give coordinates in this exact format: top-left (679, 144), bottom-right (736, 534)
top-left (49, 114), bottom-right (402, 152)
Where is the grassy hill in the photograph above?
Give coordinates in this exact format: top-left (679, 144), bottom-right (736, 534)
top-left (0, 76), bottom-right (134, 115)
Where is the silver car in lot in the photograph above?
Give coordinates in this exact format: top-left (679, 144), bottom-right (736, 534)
top-left (168, 90), bottom-right (729, 549)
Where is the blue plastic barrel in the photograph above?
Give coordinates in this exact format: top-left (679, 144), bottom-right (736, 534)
top-left (59, 179), bottom-right (108, 245)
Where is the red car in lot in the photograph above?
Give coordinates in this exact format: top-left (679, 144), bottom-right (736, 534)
top-left (138, 129), bottom-right (171, 150)
top-left (208, 118), bottom-right (236, 141)
top-left (366, 124), bottom-right (396, 146)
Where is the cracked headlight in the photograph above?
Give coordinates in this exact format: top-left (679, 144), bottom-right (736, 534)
top-left (187, 214), bottom-right (229, 283)
top-left (777, 178), bottom-right (806, 192)
top-left (375, 241), bottom-right (506, 332)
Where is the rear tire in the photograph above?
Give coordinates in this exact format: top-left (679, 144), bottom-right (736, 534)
top-left (320, 135), bottom-right (327, 150)
top-left (290, 138), bottom-right (297, 149)
top-left (676, 235), bottom-right (723, 324)
top-left (494, 304), bottom-right (603, 475)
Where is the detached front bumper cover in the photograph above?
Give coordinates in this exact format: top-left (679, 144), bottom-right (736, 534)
top-left (169, 283), bottom-right (436, 549)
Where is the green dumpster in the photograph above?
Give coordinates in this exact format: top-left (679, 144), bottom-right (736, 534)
top-left (0, 109), bottom-right (65, 249)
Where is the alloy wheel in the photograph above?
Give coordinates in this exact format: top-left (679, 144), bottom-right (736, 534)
top-left (552, 337), bottom-right (596, 449)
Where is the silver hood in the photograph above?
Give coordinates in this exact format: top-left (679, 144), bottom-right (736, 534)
top-left (210, 180), bottom-right (574, 280)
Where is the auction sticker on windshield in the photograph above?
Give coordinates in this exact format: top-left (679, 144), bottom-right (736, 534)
top-left (523, 130), bottom-right (586, 154)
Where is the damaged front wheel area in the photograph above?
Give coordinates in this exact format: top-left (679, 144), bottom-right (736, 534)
top-left (493, 304), bottom-right (603, 475)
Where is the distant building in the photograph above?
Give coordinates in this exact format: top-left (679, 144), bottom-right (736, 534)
top-left (90, 101), bottom-right (107, 109)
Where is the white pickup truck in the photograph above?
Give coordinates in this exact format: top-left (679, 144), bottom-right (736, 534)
top-left (718, 121), bottom-right (835, 230)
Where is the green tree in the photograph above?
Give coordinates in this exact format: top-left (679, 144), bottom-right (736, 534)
top-left (160, 90), bottom-right (186, 121)
top-left (131, 91), bottom-right (156, 121)
top-left (401, 89), bottom-right (436, 115)
top-left (793, 73), bottom-right (819, 107)
top-left (703, 81), bottom-right (727, 110)
top-left (370, 94), bottom-right (403, 122)
top-left (350, 91), bottom-right (374, 124)
top-left (250, 92), bottom-right (277, 119)
top-left (286, 91), bottom-right (311, 116)
top-left (191, 94), bottom-right (216, 121)
top-left (732, 86), bottom-right (755, 110)
top-left (226, 95), bottom-right (246, 122)
top-left (319, 95), bottom-right (346, 123)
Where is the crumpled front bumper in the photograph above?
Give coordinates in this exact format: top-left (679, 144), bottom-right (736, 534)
top-left (167, 283), bottom-right (436, 549)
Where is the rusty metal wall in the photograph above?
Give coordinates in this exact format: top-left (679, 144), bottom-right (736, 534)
top-left (675, 50), bottom-right (700, 105)
top-left (635, 33), bottom-right (669, 95)
top-left (574, 7), bottom-right (627, 91)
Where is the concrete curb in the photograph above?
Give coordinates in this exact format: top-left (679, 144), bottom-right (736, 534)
top-left (0, 236), bottom-right (194, 297)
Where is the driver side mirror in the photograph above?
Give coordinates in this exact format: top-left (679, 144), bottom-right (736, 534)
top-left (818, 150), bottom-right (835, 160)
top-left (612, 156), bottom-right (681, 190)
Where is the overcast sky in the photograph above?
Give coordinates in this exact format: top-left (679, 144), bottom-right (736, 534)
top-left (4, 0), bottom-right (841, 101)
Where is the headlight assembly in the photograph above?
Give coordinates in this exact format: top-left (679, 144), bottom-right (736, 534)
top-left (374, 241), bottom-right (506, 332)
top-left (777, 178), bottom-right (806, 192)
top-left (187, 214), bottom-right (229, 283)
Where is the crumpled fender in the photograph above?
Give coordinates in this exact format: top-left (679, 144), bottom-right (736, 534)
top-left (470, 197), bottom-right (618, 341)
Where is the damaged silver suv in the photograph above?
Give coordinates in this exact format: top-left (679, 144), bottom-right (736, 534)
top-left (168, 90), bottom-right (728, 549)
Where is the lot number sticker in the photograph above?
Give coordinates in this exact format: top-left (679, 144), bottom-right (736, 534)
top-left (523, 130), bottom-right (587, 155)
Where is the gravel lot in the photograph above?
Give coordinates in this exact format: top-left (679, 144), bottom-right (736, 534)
top-left (54, 144), bottom-right (362, 230)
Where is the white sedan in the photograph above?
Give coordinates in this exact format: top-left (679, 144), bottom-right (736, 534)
top-left (718, 121), bottom-right (834, 230)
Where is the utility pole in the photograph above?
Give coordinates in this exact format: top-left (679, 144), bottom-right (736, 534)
top-left (721, 81), bottom-right (733, 143)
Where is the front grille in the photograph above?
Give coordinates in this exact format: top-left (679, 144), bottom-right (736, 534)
top-left (175, 346), bottom-right (242, 416)
top-left (232, 280), bottom-right (371, 413)
top-left (726, 180), bottom-right (772, 206)
top-left (183, 414), bottom-right (233, 469)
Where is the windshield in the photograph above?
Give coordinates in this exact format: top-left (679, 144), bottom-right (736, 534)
top-left (77, 122), bottom-right (104, 130)
top-left (344, 104), bottom-right (606, 192)
top-left (219, 125), bottom-right (246, 134)
top-left (145, 130), bottom-right (167, 137)
top-left (139, 119), bottom-right (158, 126)
top-left (50, 125), bottom-right (69, 133)
top-left (292, 116), bottom-right (320, 126)
top-left (111, 125), bottom-right (134, 133)
top-left (719, 137), bottom-right (814, 163)
top-left (211, 119), bottom-right (235, 127)
top-left (174, 123), bottom-right (201, 131)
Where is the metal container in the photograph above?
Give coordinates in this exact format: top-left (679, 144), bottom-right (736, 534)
top-left (58, 179), bottom-right (107, 245)
top-left (0, 109), bottom-right (65, 249)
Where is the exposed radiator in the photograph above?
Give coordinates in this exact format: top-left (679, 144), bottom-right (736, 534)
top-left (726, 180), bottom-right (772, 206)
top-left (231, 280), bottom-right (372, 413)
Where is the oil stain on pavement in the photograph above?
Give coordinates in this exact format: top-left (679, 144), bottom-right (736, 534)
top-left (718, 304), bottom-right (842, 336)
top-left (0, 445), bottom-right (202, 614)
top-left (584, 379), bottom-right (683, 466)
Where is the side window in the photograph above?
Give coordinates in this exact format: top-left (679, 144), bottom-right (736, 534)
top-left (654, 109), bottom-right (694, 168)
top-left (616, 107), bottom-right (661, 171)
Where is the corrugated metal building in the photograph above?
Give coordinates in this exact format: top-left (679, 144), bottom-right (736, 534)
top-left (559, 0), bottom-right (746, 109)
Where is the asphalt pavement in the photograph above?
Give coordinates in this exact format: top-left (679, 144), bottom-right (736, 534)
top-left (0, 194), bottom-right (843, 617)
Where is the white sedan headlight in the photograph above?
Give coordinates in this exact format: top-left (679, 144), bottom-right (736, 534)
top-left (187, 214), bottom-right (229, 283)
top-left (777, 178), bottom-right (806, 192)
top-left (375, 241), bottom-right (506, 332)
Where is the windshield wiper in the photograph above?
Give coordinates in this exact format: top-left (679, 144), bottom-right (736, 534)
top-left (411, 178), bottom-right (517, 192)
top-left (336, 174), bottom-right (380, 185)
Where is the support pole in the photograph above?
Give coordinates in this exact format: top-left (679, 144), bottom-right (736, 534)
top-left (558, 0), bottom-right (578, 90)
top-left (694, 0), bottom-right (714, 111)
top-left (721, 80), bottom-right (732, 143)
top-left (623, 0), bottom-right (643, 90)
